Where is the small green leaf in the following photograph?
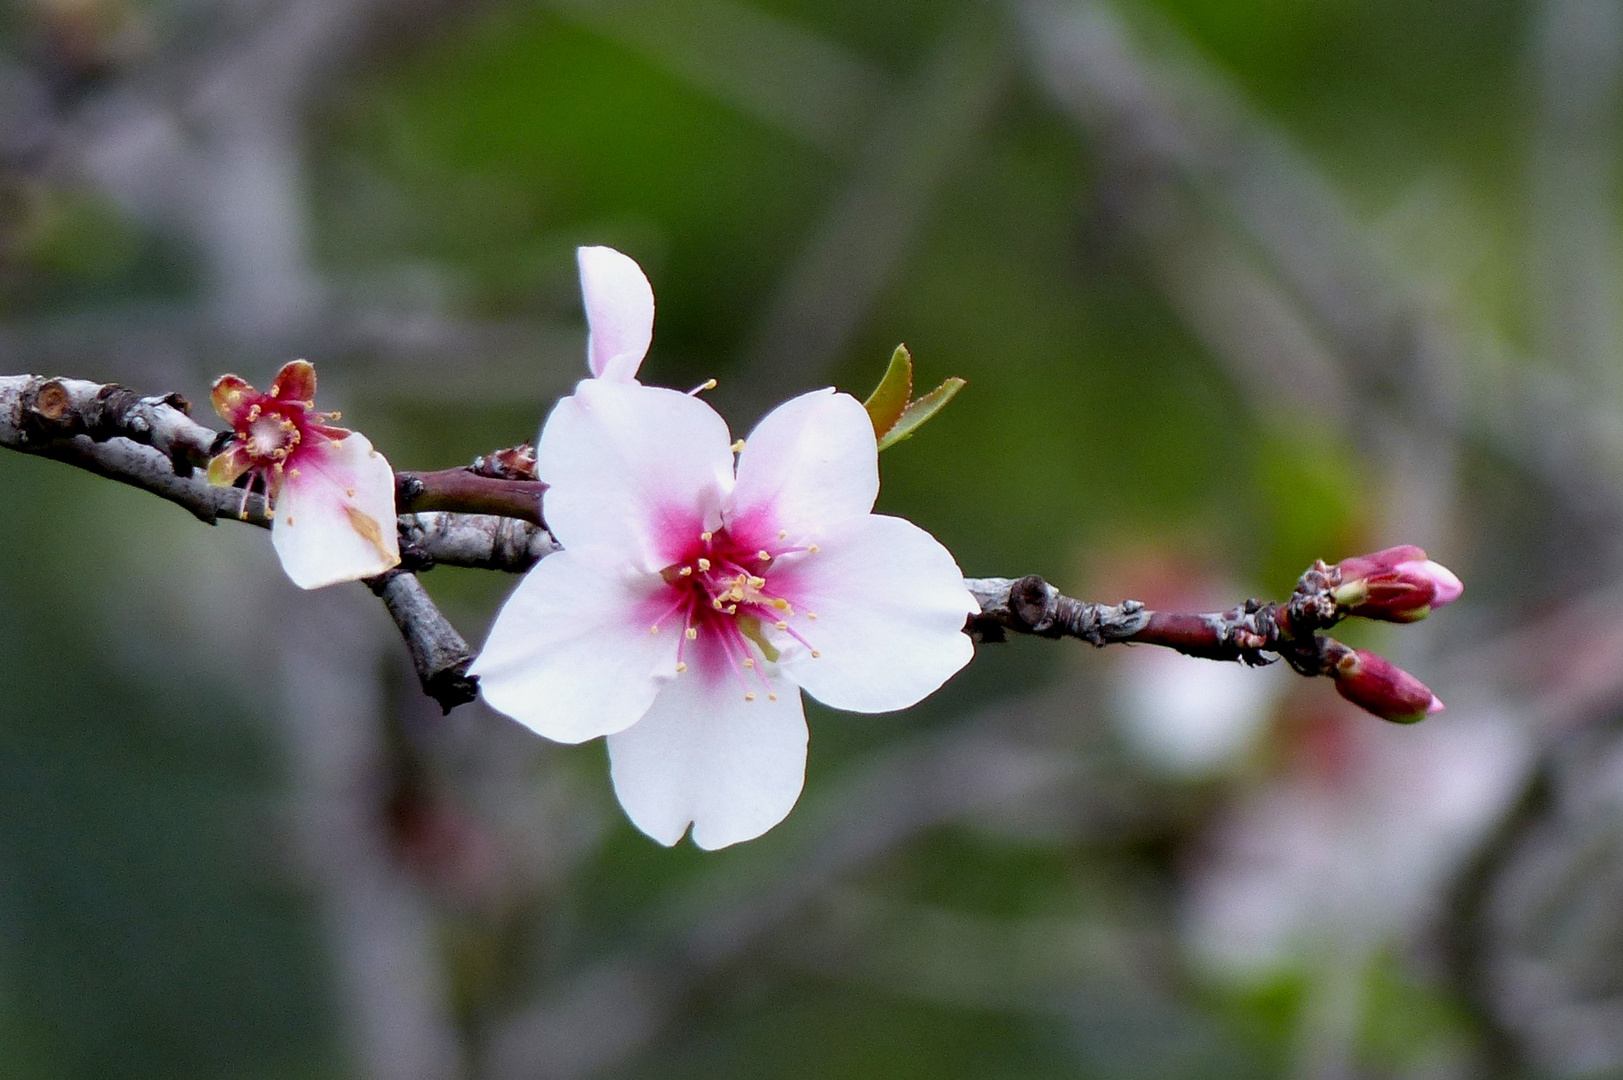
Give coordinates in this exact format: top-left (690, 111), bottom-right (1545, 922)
top-left (876, 377), bottom-right (967, 451)
top-left (863, 344), bottom-right (914, 439)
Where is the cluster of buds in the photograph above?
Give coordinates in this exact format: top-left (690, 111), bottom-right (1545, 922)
top-left (1313, 546), bottom-right (1462, 723)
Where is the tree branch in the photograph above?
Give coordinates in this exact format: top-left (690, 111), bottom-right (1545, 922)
top-left (0, 371), bottom-right (1396, 712)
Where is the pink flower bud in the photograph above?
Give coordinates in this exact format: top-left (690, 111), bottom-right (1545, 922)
top-left (1329, 647), bottom-right (1444, 724)
top-left (1331, 546), bottom-right (1463, 623)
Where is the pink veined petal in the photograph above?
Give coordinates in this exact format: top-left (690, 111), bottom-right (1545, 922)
top-left (538, 379), bottom-right (735, 570)
top-left (578, 245), bottom-right (654, 382)
top-left (728, 389), bottom-right (879, 545)
top-left (607, 668), bottom-right (807, 849)
top-left (269, 359), bottom-right (317, 402)
top-left (771, 514), bottom-right (976, 713)
top-left (470, 551), bottom-right (679, 743)
top-left (271, 431), bottom-right (400, 589)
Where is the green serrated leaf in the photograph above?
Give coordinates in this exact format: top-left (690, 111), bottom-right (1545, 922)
top-left (862, 344), bottom-right (913, 439)
top-left (876, 377), bottom-right (967, 451)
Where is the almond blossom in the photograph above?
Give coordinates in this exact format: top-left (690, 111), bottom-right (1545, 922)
top-left (470, 247), bottom-right (977, 849)
top-left (208, 360), bottom-right (400, 589)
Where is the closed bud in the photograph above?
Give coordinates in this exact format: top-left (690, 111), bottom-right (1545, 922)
top-left (1331, 545), bottom-right (1463, 623)
top-left (1329, 645), bottom-right (1444, 724)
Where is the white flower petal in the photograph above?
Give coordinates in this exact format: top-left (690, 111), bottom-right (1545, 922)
top-left (728, 389), bottom-right (878, 543)
top-left (607, 670), bottom-right (807, 849)
top-left (271, 431), bottom-right (400, 589)
top-left (773, 514), bottom-right (976, 713)
top-left (538, 379), bottom-right (735, 569)
top-left (470, 551), bottom-right (678, 743)
top-left (578, 245), bottom-right (654, 382)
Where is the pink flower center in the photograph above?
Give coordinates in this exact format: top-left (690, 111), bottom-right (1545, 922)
top-left (246, 407), bottom-right (302, 462)
top-left (649, 526), bottom-right (822, 701)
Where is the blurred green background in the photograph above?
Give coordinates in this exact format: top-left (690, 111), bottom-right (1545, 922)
top-left (0, 0), bottom-right (1615, 1077)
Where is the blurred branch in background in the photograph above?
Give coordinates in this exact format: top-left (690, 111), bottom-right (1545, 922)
top-left (1018, 0), bottom-right (1623, 550)
top-left (732, 7), bottom-right (1007, 411)
top-left (1530, 0), bottom-right (1623, 408)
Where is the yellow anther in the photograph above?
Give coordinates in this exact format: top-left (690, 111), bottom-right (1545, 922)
top-left (808, 544), bottom-right (820, 554)
top-left (748, 576), bottom-right (766, 588)
top-left (288, 468), bottom-right (300, 479)
top-left (679, 566), bottom-right (693, 577)
top-left (769, 693), bottom-right (778, 701)
top-left (811, 649), bottom-right (821, 658)
top-left (771, 598), bottom-right (792, 612)
top-left (743, 658), bottom-right (755, 669)
top-left (778, 530), bottom-right (788, 540)
top-left (345, 487), bottom-right (356, 498)
top-left (807, 612), bottom-right (818, 620)
top-left (745, 692), bottom-right (756, 702)
top-left (685, 627), bottom-right (697, 640)
top-left (675, 661), bottom-right (688, 673)
top-left (698, 558), bottom-right (712, 572)
top-left (700, 531), bottom-right (713, 542)
top-left (757, 550), bottom-right (771, 561)
top-left (730, 439), bottom-right (745, 454)
top-left (649, 625), bottom-right (660, 635)
top-left (726, 604), bottom-right (738, 614)
top-left (712, 598), bottom-right (724, 610)
top-left (775, 621), bottom-right (788, 630)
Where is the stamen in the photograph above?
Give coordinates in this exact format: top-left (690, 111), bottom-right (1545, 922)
top-left (769, 693), bottom-right (779, 701)
top-left (730, 439), bottom-right (745, 454)
top-left (775, 621), bottom-right (789, 630)
top-left (808, 544), bottom-right (820, 554)
top-left (712, 598), bottom-right (725, 610)
top-left (811, 649), bottom-right (821, 658)
top-left (685, 627), bottom-right (697, 640)
top-left (757, 550), bottom-right (771, 561)
top-left (778, 530), bottom-right (788, 540)
top-left (679, 566), bottom-right (694, 577)
top-left (688, 378), bottom-right (718, 395)
top-left (700, 531), bottom-right (713, 543)
top-left (676, 608), bottom-right (695, 669)
top-left (742, 658), bottom-right (755, 668)
top-left (649, 625), bottom-right (660, 635)
top-left (807, 612), bottom-right (819, 620)
top-left (288, 468), bottom-right (300, 479)
top-left (697, 558), bottom-right (711, 571)
top-left (748, 576), bottom-right (767, 588)
top-left (745, 692), bottom-right (756, 702)
top-left (345, 487), bottom-right (356, 498)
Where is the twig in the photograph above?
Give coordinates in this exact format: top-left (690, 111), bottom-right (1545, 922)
top-left (395, 469), bottom-right (545, 525)
top-left (368, 570), bottom-right (479, 713)
top-left (966, 571), bottom-right (1344, 678)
